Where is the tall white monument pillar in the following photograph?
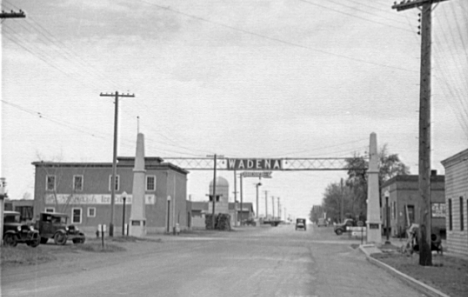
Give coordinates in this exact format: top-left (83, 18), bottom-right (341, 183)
top-left (366, 132), bottom-right (382, 243)
top-left (129, 133), bottom-right (147, 237)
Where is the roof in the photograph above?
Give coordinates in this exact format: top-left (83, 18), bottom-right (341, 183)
top-left (209, 176), bottom-right (229, 187)
top-left (188, 201), bottom-right (209, 211)
top-left (32, 157), bottom-right (189, 175)
top-left (39, 212), bottom-right (69, 217)
top-left (382, 174), bottom-right (445, 188)
top-left (441, 148), bottom-right (468, 168)
top-left (228, 202), bottom-right (254, 212)
top-left (4, 211), bottom-right (20, 215)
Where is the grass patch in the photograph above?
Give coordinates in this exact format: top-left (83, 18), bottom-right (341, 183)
top-left (1, 246), bottom-right (56, 266)
top-left (372, 252), bottom-right (468, 297)
top-left (69, 241), bottom-right (126, 252)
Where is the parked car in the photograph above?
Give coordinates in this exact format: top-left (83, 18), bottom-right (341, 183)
top-left (295, 218), bottom-right (307, 231)
top-left (334, 218), bottom-right (356, 235)
top-left (2, 211), bottom-right (40, 247)
top-left (317, 218), bottom-right (327, 227)
top-left (35, 212), bottom-right (86, 245)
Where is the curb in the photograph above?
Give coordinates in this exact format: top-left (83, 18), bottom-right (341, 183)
top-left (359, 245), bottom-right (451, 297)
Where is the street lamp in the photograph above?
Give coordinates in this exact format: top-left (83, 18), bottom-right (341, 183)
top-left (385, 190), bottom-right (390, 244)
top-left (255, 182), bottom-right (262, 220)
top-left (121, 191), bottom-right (127, 236)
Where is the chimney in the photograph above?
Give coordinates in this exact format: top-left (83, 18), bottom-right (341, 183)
top-left (431, 170), bottom-right (437, 177)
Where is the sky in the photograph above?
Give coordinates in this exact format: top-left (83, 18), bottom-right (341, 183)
top-left (1, 0), bottom-right (467, 220)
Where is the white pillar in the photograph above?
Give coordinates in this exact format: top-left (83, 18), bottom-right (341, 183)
top-left (366, 132), bottom-right (382, 243)
top-left (129, 133), bottom-right (147, 237)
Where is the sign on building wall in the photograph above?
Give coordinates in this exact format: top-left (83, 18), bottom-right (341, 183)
top-left (227, 159), bottom-right (282, 170)
top-left (45, 194), bottom-right (156, 205)
top-left (432, 203), bottom-right (446, 218)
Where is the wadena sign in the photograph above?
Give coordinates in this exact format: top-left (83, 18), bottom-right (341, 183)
top-left (227, 159), bottom-right (282, 170)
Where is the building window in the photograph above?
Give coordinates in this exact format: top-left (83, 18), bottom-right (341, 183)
top-left (72, 208), bottom-right (82, 224)
top-left (146, 175), bottom-right (156, 191)
top-left (73, 175), bottom-right (84, 191)
top-left (460, 197), bottom-right (464, 231)
top-left (45, 207), bottom-right (55, 213)
top-left (88, 207), bottom-right (96, 218)
top-left (407, 205), bottom-right (415, 224)
top-left (46, 175), bottom-right (56, 191)
top-left (108, 175), bottom-right (120, 191)
top-left (448, 199), bottom-right (453, 231)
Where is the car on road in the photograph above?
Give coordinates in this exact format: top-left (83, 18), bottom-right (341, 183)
top-left (2, 211), bottom-right (41, 247)
top-left (334, 218), bottom-right (356, 235)
top-left (295, 218), bottom-right (307, 231)
top-left (35, 212), bottom-right (86, 245)
top-left (317, 218), bottom-right (328, 227)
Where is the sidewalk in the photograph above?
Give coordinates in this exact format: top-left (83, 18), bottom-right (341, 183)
top-left (359, 242), bottom-right (451, 297)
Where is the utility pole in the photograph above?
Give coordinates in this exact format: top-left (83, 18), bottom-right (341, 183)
top-left (277, 197), bottom-right (280, 220)
top-left (100, 91), bottom-right (135, 237)
top-left (240, 173), bottom-right (243, 225)
top-left (1, 9), bottom-right (26, 247)
top-left (392, 0), bottom-right (450, 267)
top-left (233, 170), bottom-right (238, 226)
top-left (340, 178), bottom-right (344, 223)
top-left (271, 196), bottom-right (275, 219)
top-left (255, 181), bottom-right (261, 219)
top-left (264, 191), bottom-right (268, 218)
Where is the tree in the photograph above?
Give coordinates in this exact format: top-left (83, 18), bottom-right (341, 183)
top-left (321, 144), bottom-right (410, 222)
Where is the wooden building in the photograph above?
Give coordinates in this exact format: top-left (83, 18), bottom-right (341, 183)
top-left (441, 148), bottom-right (468, 257)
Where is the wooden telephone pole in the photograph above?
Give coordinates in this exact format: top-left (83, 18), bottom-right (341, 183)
top-left (100, 91), bottom-right (135, 237)
top-left (392, 0), bottom-right (450, 266)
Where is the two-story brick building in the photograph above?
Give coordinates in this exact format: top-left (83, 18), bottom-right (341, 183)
top-left (32, 157), bottom-right (188, 234)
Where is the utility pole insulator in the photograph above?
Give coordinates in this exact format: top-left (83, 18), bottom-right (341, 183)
top-left (0, 10), bottom-right (26, 19)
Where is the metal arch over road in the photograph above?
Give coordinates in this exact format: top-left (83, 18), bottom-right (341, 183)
top-left (162, 157), bottom-right (367, 171)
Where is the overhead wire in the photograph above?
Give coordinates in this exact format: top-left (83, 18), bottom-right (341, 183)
top-left (297, 0), bottom-right (413, 33)
top-left (2, 1), bottom-right (120, 91)
top-left (135, 0), bottom-right (417, 73)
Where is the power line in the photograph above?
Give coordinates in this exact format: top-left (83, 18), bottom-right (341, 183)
top-left (135, 0), bottom-right (417, 73)
top-left (297, 0), bottom-right (413, 33)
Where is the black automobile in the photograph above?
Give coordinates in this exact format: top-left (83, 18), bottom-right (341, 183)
top-left (334, 218), bottom-right (356, 235)
top-left (295, 218), bottom-right (307, 231)
top-left (35, 212), bottom-right (85, 245)
top-left (3, 211), bottom-right (41, 247)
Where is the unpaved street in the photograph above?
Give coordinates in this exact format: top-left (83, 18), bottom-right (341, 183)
top-left (1, 225), bottom-right (425, 297)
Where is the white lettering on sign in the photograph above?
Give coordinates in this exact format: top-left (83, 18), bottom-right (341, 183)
top-left (45, 194), bottom-right (156, 205)
top-left (227, 159), bottom-right (282, 170)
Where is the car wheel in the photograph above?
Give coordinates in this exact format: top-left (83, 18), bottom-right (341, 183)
top-left (54, 232), bottom-right (67, 245)
top-left (40, 237), bottom-right (48, 244)
top-left (335, 229), bottom-right (343, 235)
top-left (28, 237), bottom-right (41, 248)
top-left (73, 238), bottom-right (85, 244)
top-left (3, 234), bottom-right (17, 247)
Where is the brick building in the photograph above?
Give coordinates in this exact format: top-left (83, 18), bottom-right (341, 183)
top-left (32, 157), bottom-right (188, 234)
top-left (441, 148), bottom-right (468, 257)
top-left (381, 172), bottom-right (445, 238)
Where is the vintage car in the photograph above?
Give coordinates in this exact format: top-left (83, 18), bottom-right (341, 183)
top-left (3, 211), bottom-right (41, 247)
top-left (295, 218), bottom-right (307, 231)
top-left (317, 218), bottom-right (328, 227)
top-left (334, 218), bottom-right (357, 235)
top-left (35, 212), bottom-right (86, 245)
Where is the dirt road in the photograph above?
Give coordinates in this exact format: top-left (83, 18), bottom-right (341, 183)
top-left (1, 225), bottom-right (426, 297)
